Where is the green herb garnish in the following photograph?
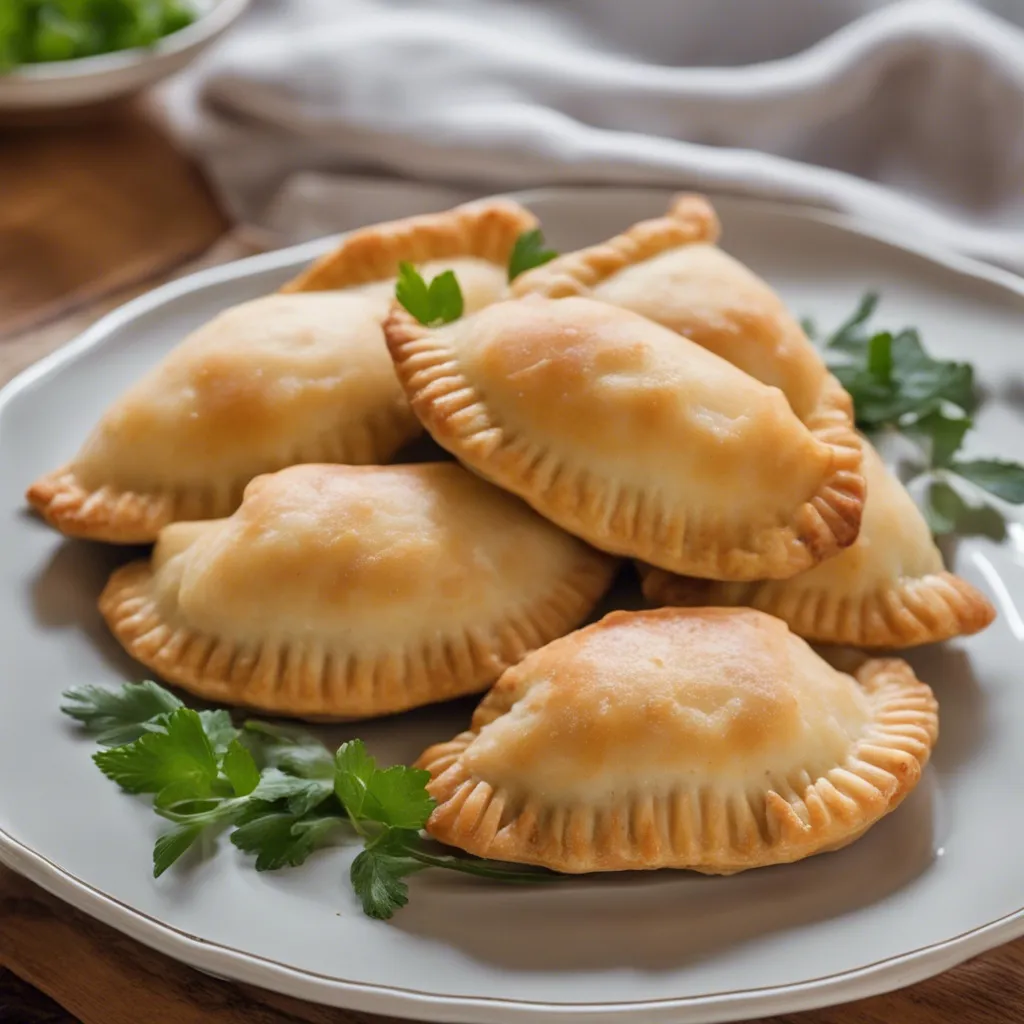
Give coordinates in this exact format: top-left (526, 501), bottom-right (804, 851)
top-left (507, 228), bottom-right (558, 282)
top-left (0, 0), bottom-right (196, 71)
top-left (395, 263), bottom-right (464, 327)
top-left (809, 293), bottom-right (1024, 535)
top-left (64, 681), bottom-right (553, 919)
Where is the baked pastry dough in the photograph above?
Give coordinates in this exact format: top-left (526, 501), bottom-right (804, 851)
top-left (99, 462), bottom-right (617, 718)
top-left (27, 199), bottom-right (536, 543)
top-left (641, 440), bottom-right (996, 647)
top-left (385, 294), bottom-right (864, 580)
top-left (512, 193), bottom-right (855, 434)
top-left (417, 607), bottom-right (937, 874)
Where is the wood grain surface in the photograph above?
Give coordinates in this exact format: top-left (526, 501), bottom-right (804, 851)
top-left (1, 99), bottom-right (1022, 1024)
top-left (0, 99), bottom-right (228, 338)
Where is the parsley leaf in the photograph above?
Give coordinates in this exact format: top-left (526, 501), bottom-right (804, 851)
top-left (153, 824), bottom-right (204, 878)
top-left (867, 331), bottom-right (893, 384)
top-left (67, 681), bottom-right (556, 919)
top-left (250, 768), bottom-right (334, 816)
top-left (815, 293), bottom-right (1024, 537)
top-left (198, 710), bottom-right (239, 754)
top-left (924, 480), bottom-right (966, 535)
top-left (222, 739), bottom-right (261, 797)
top-left (508, 228), bottom-right (558, 282)
top-left (93, 708), bottom-right (218, 803)
top-left (395, 263), bottom-right (463, 326)
top-left (350, 830), bottom-right (426, 920)
top-left (949, 459), bottom-right (1024, 504)
top-left (243, 720), bottom-right (335, 778)
top-left (334, 740), bottom-right (434, 830)
top-left (824, 291), bottom-right (879, 352)
top-left (230, 811), bottom-right (344, 871)
top-left (61, 680), bottom-right (182, 746)
top-left (903, 408), bottom-right (972, 469)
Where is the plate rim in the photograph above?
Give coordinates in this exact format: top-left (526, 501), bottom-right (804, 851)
top-left (3, 186), bottom-right (1024, 1022)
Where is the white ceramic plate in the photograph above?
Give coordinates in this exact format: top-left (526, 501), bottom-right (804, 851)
top-left (0, 0), bottom-right (249, 110)
top-left (2, 188), bottom-right (1024, 1024)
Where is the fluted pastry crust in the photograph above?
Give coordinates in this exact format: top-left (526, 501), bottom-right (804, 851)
top-left (417, 608), bottom-right (938, 873)
top-left (28, 199), bottom-right (536, 543)
top-left (385, 294), bottom-right (864, 580)
top-left (99, 463), bottom-right (617, 719)
top-left (641, 440), bottom-right (995, 647)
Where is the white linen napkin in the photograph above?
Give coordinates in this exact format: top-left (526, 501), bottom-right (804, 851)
top-left (162, 0), bottom-right (1024, 270)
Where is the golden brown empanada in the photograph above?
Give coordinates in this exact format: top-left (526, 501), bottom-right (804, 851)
top-left (641, 440), bottom-right (996, 647)
top-left (512, 193), bottom-right (855, 456)
top-left (384, 294), bottom-right (864, 581)
top-left (27, 199), bottom-right (536, 543)
top-left (513, 195), bottom-right (856, 454)
top-left (418, 607), bottom-right (937, 874)
top-left (99, 462), bottom-right (617, 719)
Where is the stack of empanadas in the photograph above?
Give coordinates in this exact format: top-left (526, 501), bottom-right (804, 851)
top-left (30, 194), bottom-right (993, 877)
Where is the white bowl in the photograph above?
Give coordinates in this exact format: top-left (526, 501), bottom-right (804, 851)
top-left (0, 0), bottom-right (250, 110)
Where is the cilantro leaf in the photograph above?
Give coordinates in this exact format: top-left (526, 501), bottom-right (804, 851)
top-left (61, 680), bottom-right (182, 746)
top-left (508, 228), bottom-right (558, 282)
top-left (334, 741), bottom-right (435, 830)
top-left (222, 740), bottom-right (260, 797)
top-left (153, 824), bottom-right (203, 878)
top-left (230, 811), bottom-right (343, 871)
top-left (395, 263), bottom-right (464, 327)
top-left (904, 408), bottom-right (972, 468)
top-left (250, 768), bottom-right (334, 816)
top-left (350, 830), bottom-right (426, 920)
top-left (93, 708), bottom-right (218, 803)
top-left (949, 459), bottom-right (1024, 504)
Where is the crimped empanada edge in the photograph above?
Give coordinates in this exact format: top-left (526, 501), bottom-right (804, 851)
top-left (97, 548), bottom-right (617, 720)
top-left (641, 563), bottom-right (996, 649)
top-left (26, 467), bottom-right (180, 545)
top-left (281, 198), bottom-right (538, 294)
top-left (383, 305), bottom-right (865, 581)
top-left (416, 657), bottom-right (938, 874)
top-left (25, 402), bottom-right (420, 544)
top-left (509, 192), bottom-right (721, 299)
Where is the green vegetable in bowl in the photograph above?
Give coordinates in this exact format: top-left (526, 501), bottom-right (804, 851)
top-left (0, 0), bottom-right (196, 70)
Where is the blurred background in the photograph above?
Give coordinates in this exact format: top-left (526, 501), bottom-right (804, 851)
top-left (3, 0), bottom-right (1024, 347)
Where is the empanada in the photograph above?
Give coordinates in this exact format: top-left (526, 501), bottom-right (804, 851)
top-left (418, 607), bottom-right (937, 874)
top-left (512, 193), bottom-right (854, 432)
top-left (27, 199), bottom-right (536, 543)
top-left (99, 462), bottom-right (617, 719)
top-left (641, 440), bottom-right (996, 647)
top-left (384, 294), bottom-right (864, 580)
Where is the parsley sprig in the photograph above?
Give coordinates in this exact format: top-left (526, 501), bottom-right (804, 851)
top-left (807, 293), bottom-right (1024, 536)
top-left (508, 228), bottom-right (558, 282)
top-left (62, 682), bottom-right (552, 919)
top-left (395, 263), bottom-right (463, 327)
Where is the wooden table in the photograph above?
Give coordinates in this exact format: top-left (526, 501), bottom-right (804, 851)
top-left (1, 99), bottom-right (1021, 1024)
